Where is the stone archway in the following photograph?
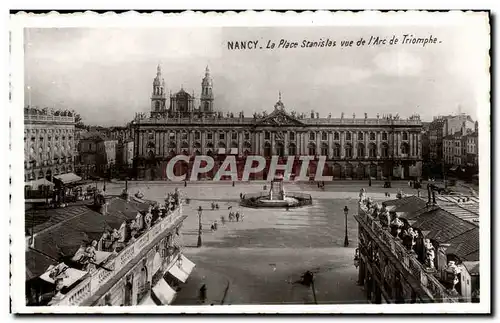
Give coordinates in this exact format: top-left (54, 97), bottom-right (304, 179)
top-left (356, 163), bottom-right (365, 179)
top-left (345, 163), bottom-right (353, 179)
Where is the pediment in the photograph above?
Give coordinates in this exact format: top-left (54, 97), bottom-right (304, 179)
top-left (258, 110), bottom-right (303, 126)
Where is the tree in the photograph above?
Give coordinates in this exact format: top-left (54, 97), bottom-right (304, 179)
top-left (74, 113), bottom-right (86, 129)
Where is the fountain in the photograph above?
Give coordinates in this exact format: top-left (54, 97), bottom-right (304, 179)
top-left (240, 177), bottom-right (312, 208)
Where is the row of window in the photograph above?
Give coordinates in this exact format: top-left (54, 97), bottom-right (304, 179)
top-left (25, 136), bottom-right (73, 143)
top-left (145, 131), bottom-right (417, 142)
top-left (25, 128), bottom-right (74, 135)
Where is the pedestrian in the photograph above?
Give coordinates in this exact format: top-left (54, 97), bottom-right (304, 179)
top-left (210, 223), bottom-right (215, 232)
top-left (214, 220), bottom-right (218, 231)
top-left (240, 213), bottom-right (244, 222)
top-left (184, 180), bottom-right (187, 187)
top-left (240, 192), bottom-right (243, 200)
top-left (211, 202), bottom-right (215, 211)
top-left (235, 212), bottom-right (240, 222)
top-left (220, 215), bottom-right (226, 225)
top-left (215, 203), bottom-right (219, 210)
top-left (199, 284), bottom-right (207, 304)
top-left (232, 181), bottom-right (235, 187)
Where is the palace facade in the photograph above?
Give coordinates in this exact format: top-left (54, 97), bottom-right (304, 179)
top-left (132, 66), bottom-right (423, 180)
top-left (24, 107), bottom-right (77, 183)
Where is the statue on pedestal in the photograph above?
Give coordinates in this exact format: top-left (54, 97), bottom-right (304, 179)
top-left (390, 213), bottom-right (404, 238)
top-left (402, 227), bottom-right (418, 252)
top-left (424, 239), bottom-right (436, 270)
top-left (445, 261), bottom-right (461, 295)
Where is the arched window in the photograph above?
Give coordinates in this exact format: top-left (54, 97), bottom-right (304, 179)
top-left (402, 132), bottom-right (408, 141)
top-left (333, 143), bottom-right (340, 157)
top-left (358, 132), bottom-right (364, 141)
top-left (381, 143), bottom-right (389, 157)
top-left (334, 132), bottom-right (340, 141)
top-left (309, 132), bottom-right (316, 141)
top-left (155, 101), bottom-right (160, 111)
top-left (288, 143), bottom-right (296, 156)
top-left (308, 143), bottom-right (316, 156)
top-left (289, 132), bottom-right (295, 141)
top-left (265, 131), bottom-right (271, 140)
top-left (370, 132), bottom-right (376, 141)
top-left (357, 143), bottom-right (365, 157)
top-left (321, 143), bottom-right (328, 156)
top-left (346, 132), bottom-right (352, 141)
top-left (369, 143), bottom-right (377, 157)
top-left (382, 132), bottom-right (388, 141)
top-left (345, 144), bottom-right (352, 158)
top-left (321, 132), bottom-right (327, 141)
top-left (401, 143), bottom-right (409, 155)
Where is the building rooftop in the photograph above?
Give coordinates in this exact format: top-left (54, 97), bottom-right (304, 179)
top-left (380, 194), bottom-right (479, 262)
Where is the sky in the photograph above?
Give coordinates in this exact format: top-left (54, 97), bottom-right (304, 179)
top-left (24, 25), bottom-right (487, 126)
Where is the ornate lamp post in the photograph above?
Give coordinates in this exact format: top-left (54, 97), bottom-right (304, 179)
top-left (197, 206), bottom-right (203, 248)
top-left (343, 205), bottom-right (349, 247)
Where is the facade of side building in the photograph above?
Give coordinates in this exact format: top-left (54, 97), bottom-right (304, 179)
top-left (131, 65), bottom-right (424, 181)
top-left (354, 190), bottom-right (479, 303)
top-left (25, 189), bottom-right (194, 306)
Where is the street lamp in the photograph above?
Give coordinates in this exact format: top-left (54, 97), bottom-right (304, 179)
top-left (197, 206), bottom-right (203, 248)
top-left (343, 206), bottom-right (349, 247)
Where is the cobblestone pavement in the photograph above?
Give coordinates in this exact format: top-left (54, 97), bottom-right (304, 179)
top-left (102, 181), bottom-right (383, 304)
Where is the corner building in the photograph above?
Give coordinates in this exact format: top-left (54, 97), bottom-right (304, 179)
top-left (132, 66), bottom-right (423, 180)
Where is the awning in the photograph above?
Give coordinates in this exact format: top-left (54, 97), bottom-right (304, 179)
top-left (152, 278), bottom-right (176, 305)
top-left (217, 148), bottom-right (226, 154)
top-left (167, 254), bottom-right (196, 283)
top-left (40, 263), bottom-right (87, 288)
top-left (53, 173), bottom-right (82, 185)
top-left (139, 295), bottom-right (158, 306)
top-left (229, 148), bottom-right (238, 155)
top-left (25, 178), bottom-right (55, 189)
top-left (450, 166), bottom-right (458, 172)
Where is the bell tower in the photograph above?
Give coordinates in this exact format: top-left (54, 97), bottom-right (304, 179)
top-left (151, 64), bottom-right (166, 117)
top-left (200, 65), bottom-right (214, 115)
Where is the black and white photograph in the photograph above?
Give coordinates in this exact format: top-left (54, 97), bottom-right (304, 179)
top-left (9, 10), bottom-right (491, 314)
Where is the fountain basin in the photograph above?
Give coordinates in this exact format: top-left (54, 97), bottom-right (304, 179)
top-left (240, 192), bottom-right (312, 209)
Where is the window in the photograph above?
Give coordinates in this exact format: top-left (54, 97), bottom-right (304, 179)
top-left (402, 132), bottom-right (408, 141)
top-left (382, 132), bottom-right (388, 141)
top-left (321, 132), bottom-right (327, 141)
top-left (289, 132), bottom-right (295, 141)
top-left (288, 144), bottom-right (296, 156)
top-left (357, 144), bottom-right (365, 157)
top-left (309, 132), bottom-right (316, 141)
top-left (320, 143), bottom-right (328, 156)
top-left (219, 132), bottom-right (225, 141)
top-left (169, 132), bottom-right (175, 140)
top-left (244, 132), bottom-right (250, 140)
top-left (346, 132), bottom-right (351, 141)
top-left (334, 132), bottom-right (339, 140)
top-left (358, 132), bottom-right (364, 141)
top-left (333, 144), bottom-right (340, 157)
top-left (232, 132), bottom-right (238, 140)
top-left (308, 143), bottom-right (316, 156)
top-left (370, 132), bottom-right (376, 141)
top-left (265, 131), bottom-right (271, 140)
top-left (207, 132), bottom-right (213, 140)
top-left (148, 132), bottom-right (154, 140)
top-left (194, 131), bottom-right (201, 140)
top-left (369, 144), bottom-right (377, 157)
top-left (381, 144), bottom-right (389, 158)
top-left (401, 143), bottom-right (409, 155)
top-left (345, 145), bottom-right (352, 158)
top-left (181, 132), bottom-right (188, 140)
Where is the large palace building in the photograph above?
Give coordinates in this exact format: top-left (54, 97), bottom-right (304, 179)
top-left (132, 66), bottom-right (423, 180)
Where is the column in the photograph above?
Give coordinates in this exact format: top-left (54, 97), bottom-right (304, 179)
top-left (365, 131), bottom-right (369, 158)
top-left (284, 131), bottom-right (289, 156)
top-left (296, 132), bottom-right (301, 155)
top-left (238, 131), bottom-right (243, 156)
top-left (328, 131), bottom-right (333, 158)
top-left (341, 131), bottom-right (345, 158)
top-left (316, 131), bottom-right (320, 156)
top-left (417, 133), bottom-right (422, 158)
top-left (176, 131), bottom-right (181, 154)
top-left (302, 131), bottom-right (307, 155)
top-left (376, 131), bottom-right (381, 157)
top-left (260, 131), bottom-right (265, 155)
top-left (201, 131), bottom-right (206, 155)
top-left (353, 132), bottom-right (358, 159)
top-left (271, 132), bottom-right (276, 155)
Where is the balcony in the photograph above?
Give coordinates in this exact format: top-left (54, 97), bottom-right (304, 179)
top-left (357, 204), bottom-right (456, 303)
top-left (25, 114), bottom-right (75, 123)
top-left (52, 206), bottom-right (185, 306)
